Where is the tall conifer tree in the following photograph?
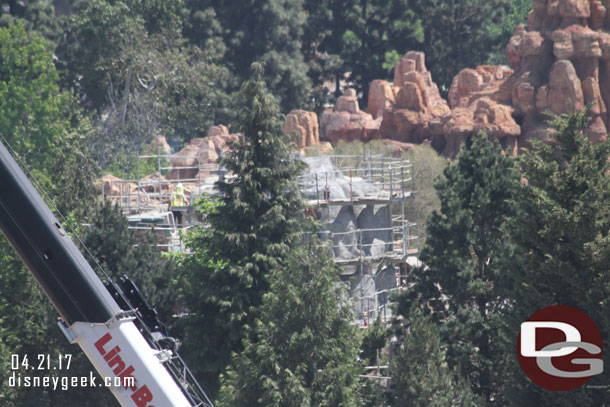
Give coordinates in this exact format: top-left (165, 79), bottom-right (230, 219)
top-left (500, 110), bottom-right (610, 406)
top-left (180, 62), bottom-right (305, 395)
top-left (391, 306), bottom-right (480, 407)
top-left (397, 134), bottom-right (519, 405)
top-left (217, 240), bottom-right (360, 407)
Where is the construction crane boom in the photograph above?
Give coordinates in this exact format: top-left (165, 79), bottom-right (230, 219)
top-left (0, 141), bottom-right (213, 407)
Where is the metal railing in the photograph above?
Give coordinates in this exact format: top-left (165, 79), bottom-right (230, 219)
top-left (100, 151), bottom-right (224, 215)
top-left (299, 155), bottom-right (415, 204)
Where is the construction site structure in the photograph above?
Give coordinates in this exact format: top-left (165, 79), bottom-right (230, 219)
top-left (99, 150), bottom-right (227, 252)
top-left (104, 150), bottom-right (421, 327)
top-left (300, 153), bottom-right (419, 264)
top-left (299, 153), bottom-right (420, 328)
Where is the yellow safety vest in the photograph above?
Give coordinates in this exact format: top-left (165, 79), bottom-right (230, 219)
top-left (171, 192), bottom-right (185, 208)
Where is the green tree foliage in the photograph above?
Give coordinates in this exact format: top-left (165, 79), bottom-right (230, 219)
top-left (402, 143), bottom-right (448, 239)
top-left (60, 0), bottom-right (148, 111)
top-left (0, 23), bottom-right (68, 176)
top-left (486, 0), bottom-right (531, 64)
top-left (340, 0), bottom-right (421, 104)
top-left (397, 134), bottom-right (519, 405)
top-left (303, 0), bottom-right (421, 106)
top-left (61, 1), bottom-right (231, 171)
top-left (121, 0), bottom-right (183, 34)
top-left (144, 38), bottom-right (232, 145)
top-left (356, 318), bottom-right (390, 406)
top-left (178, 63), bottom-right (305, 394)
top-left (360, 317), bottom-right (386, 366)
top-left (0, 0), bottom-right (61, 46)
top-left (62, 0), bottom-right (184, 106)
top-left (500, 110), bottom-right (610, 406)
top-left (83, 201), bottom-right (177, 321)
top-left (302, 0), bottom-right (354, 97)
top-left (0, 237), bottom-right (119, 407)
top-left (391, 305), bottom-right (479, 407)
top-left (409, 0), bottom-right (512, 94)
top-left (218, 241), bottom-right (360, 407)
top-left (50, 108), bottom-right (97, 222)
top-left (183, 0), bottom-right (311, 112)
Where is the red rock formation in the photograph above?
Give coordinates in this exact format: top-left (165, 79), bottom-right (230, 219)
top-left (426, 64), bottom-right (521, 156)
top-left (321, 89), bottom-right (381, 144)
top-left (508, 0), bottom-right (610, 144)
top-left (150, 135), bottom-right (171, 154)
top-left (168, 125), bottom-right (240, 179)
top-left (378, 52), bottom-right (450, 144)
top-left (321, 0), bottom-right (610, 156)
top-left (367, 80), bottom-right (395, 118)
top-left (96, 174), bottom-right (138, 200)
top-left (448, 66), bottom-right (514, 108)
top-left (285, 110), bottom-right (320, 148)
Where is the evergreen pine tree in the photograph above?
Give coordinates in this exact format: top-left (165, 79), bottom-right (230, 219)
top-left (183, 0), bottom-right (312, 112)
top-left (500, 110), bottom-right (610, 407)
top-left (217, 240), bottom-right (360, 407)
top-left (409, 0), bottom-right (512, 93)
top-left (391, 305), bottom-right (480, 407)
top-left (83, 201), bottom-right (177, 321)
top-left (397, 133), bottom-right (519, 405)
top-left (179, 62), bottom-right (305, 395)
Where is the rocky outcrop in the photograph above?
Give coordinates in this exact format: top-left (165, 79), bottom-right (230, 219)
top-left (285, 110), bottom-right (320, 148)
top-left (321, 89), bottom-right (382, 144)
top-left (379, 52), bottom-right (450, 143)
top-left (321, 0), bottom-right (610, 156)
top-left (150, 135), bottom-right (171, 154)
top-left (507, 0), bottom-right (610, 144)
top-left (448, 65), bottom-right (514, 108)
top-left (140, 172), bottom-right (170, 193)
top-left (430, 98), bottom-right (522, 156)
top-left (322, 52), bottom-right (520, 156)
top-left (378, 52), bottom-right (451, 144)
top-left (168, 125), bottom-right (240, 179)
top-left (380, 53), bottom-right (522, 156)
top-left (96, 174), bottom-right (135, 197)
top-left (426, 64), bottom-right (521, 156)
top-left (367, 80), bottom-right (396, 118)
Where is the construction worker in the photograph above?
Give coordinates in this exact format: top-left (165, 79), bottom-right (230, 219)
top-left (170, 183), bottom-right (189, 226)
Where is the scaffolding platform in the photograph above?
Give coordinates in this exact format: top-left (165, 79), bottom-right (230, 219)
top-left (336, 249), bottom-right (420, 268)
top-left (104, 151), bottom-right (421, 260)
top-left (307, 192), bottom-right (413, 207)
top-left (301, 153), bottom-right (420, 265)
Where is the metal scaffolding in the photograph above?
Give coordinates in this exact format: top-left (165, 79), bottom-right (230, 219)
top-left (99, 152), bottom-right (222, 216)
top-left (300, 153), bottom-right (420, 264)
top-left (99, 150), bottom-right (224, 252)
top-left (105, 151), bottom-right (421, 265)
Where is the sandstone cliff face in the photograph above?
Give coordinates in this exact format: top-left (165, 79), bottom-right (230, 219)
top-left (168, 125), bottom-right (240, 179)
top-left (285, 110), bottom-right (320, 148)
top-left (430, 65), bottom-right (521, 156)
top-left (322, 51), bottom-right (520, 156)
top-left (150, 135), bottom-right (171, 154)
top-left (321, 89), bottom-right (382, 144)
top-left (379, 52), bottom-right (450, 145)
top-left (321, 0), bottom-right (610, 156)
top-left (507, 0), bottom-right (610, 144)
